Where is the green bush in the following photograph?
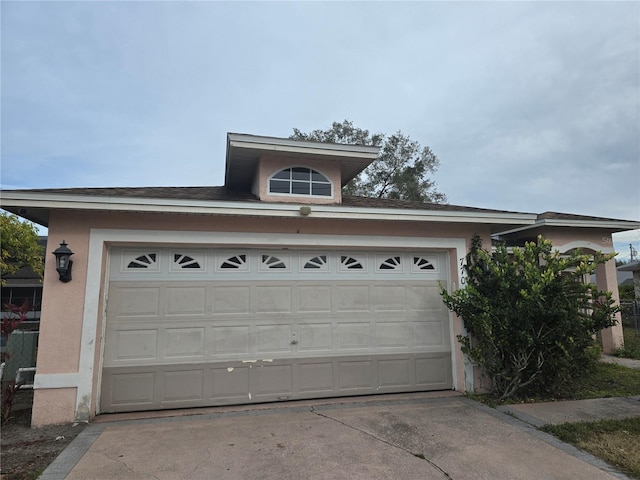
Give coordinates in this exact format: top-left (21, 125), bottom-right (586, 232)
top-left (614, 328), bottom-right (640, 360)
top-left (441, 235), bottom-right (619, 401)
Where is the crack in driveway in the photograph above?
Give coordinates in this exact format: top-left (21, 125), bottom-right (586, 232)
top-left (309, 406), bottom-right (453, 479)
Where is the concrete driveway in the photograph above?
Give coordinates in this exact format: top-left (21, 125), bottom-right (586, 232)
top-left (41, 392), bottom-right (631, 480)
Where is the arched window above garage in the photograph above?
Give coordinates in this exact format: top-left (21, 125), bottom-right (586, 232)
top-left (268, 167), bottom-right (333, 197)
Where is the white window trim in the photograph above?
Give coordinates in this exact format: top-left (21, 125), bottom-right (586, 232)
top-left (267, 165), bottom-right (334, 199)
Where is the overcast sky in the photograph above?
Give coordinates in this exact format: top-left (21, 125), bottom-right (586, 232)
top-left (1, 1), bottom-right (639, 259)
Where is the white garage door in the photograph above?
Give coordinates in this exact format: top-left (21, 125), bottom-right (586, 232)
top-left (100, 247), bottom-right (453, 413)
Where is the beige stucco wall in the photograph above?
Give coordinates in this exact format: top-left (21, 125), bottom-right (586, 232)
top-left (35, 209), bottom-right (625, 425)
top-left (530, 227), bottom-right (623, 352)
top-left (33, 208), bottom-right (486, 426)
top-left (31, 388), bottom-right (78, 426)
top-left (253, 155), bottom-right (343, 204)
top-left (37, 220), bottom-right (90, 376)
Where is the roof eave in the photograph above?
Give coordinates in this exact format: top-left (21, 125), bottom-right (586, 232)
top-left (617, 261), bottom-right (640, 272)
top-left (494, 218), bottom-right (640, 238)
top-left (0, 191), bottom-right (537, 228)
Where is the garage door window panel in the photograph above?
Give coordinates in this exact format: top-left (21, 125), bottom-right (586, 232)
top-left (412, 256), bottom-right (439, 273)
top-left (171, 253), bottom-right (204, 272)
top-left (301, 254), bottom-right (329, 272)
top-left (124, 253), bottom-right (159, 271)
top-left (260, 253), bottom-right (290, 272)
top-left (217, 253), bottom-right (249, 272)
top-left (377, 255), bottom-right (403, 272)
top-left (339, 255), bottom-right (366, 272)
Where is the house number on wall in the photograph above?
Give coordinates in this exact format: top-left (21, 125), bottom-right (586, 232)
top-left (459, 257), bottom-right (467, 286)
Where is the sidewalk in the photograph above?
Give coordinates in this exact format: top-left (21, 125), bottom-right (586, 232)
top-left (600, 354), bottom-right (640, 370)
top-left (498, 396), bottom-right (640, 427)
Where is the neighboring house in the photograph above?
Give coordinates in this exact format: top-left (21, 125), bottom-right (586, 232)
top-left (618, 261), bottom-right (640, 301)
top-left (1, 133), bottom-right (638, 427)
top-left (0, 236), bottom-right (46, 326)
top-left (618, 270), bottom-right (633, 285)
top-left (0, 236), bottom-right (45, 385)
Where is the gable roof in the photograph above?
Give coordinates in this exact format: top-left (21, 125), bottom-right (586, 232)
top-left (225, 133), bottom-right (380, 190)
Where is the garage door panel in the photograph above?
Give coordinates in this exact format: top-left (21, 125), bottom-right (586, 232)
top-left (100, 353), bottom-right (453, 413)
top-left (165, 286), bottom-right (206, 316)
top-left (296, 362), bottom-right (335, 393)
top-left (413, 322), bottom-right (447, 348)
top-left (162, 369), bottom-right (204, 403)
top-left (254, 364), bottom-right (293, 398)
top-left (210, 366), bottom-right (250, 401)
top-left (298, 285), bottom-right (332, 312)
top-left (335, 285), bottom-right (370, 312)
top-left (107, 371), bottom-right (156, 406)
top-left (407, 284), bottom-right (447, 312)
top-left (255, 324), bottom-right (293, 353)
top-left (112, 329), bottom-right (158, 362)
top-left (110, 286), bottom-right (161, 318)
top-left (102, 248), bottom-right (454, 413)
top-left (212, 286), bottom-right (251, 314)
top-left (297, 323), bottom-right (333, 352)
top-left (210, 325), bottom-right (250, 355)
top-left (378, 359), bottom-right (411, 387)
top-left (255, 286), bottom-right (293, 313)
top-left (416, 356), bottom-right (451, 386)
top-left (338, 360), bottom-right (374, 390)
top-left (376, 322), bottom-right (410, 348)
top-left (373, 285), bottom-right (406, 311)
top-left (165, 327), bottom-right (205, 358)
top-left (337, 323), bottom-right (372, 350)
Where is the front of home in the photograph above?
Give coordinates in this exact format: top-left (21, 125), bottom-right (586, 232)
top-left (1, 133), bottom-right (638, 426)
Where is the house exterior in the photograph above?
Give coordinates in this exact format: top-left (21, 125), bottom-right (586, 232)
top-left (1, 133), bottom-right (638, 427)
top-left (618, 261), bottom-right (640, 301)
top-left (0, 236), bottom-right (45, 386)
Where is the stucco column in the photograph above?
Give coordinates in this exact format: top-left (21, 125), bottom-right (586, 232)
top-left (596, 258), bottom-right (624, 353)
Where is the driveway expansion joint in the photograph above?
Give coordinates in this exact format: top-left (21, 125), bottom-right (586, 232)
top-left (308, 405), bottom-right (453, 480)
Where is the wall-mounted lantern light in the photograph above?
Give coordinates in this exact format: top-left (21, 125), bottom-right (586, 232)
top-left (52, 240), bottom-right (74, 282)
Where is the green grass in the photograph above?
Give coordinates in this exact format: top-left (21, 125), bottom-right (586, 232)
top-left (470, 362), bottom-right (640, 405)
top-left (542, 417), bottom-right (640, 479)
top-left (614, 328), bottom-right (640, 360)
top-left (566, 362), bottom-right (640, 399)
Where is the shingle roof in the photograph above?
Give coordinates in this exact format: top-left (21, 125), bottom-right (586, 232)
top-left (6, 185), bottom-right (530, 216)
top-left (340, 194), bottom-right (528, 215)
top-left (3, 186), bottom-right (638, 225)
top-left (537, 211), bottom-right (635, 223)
top-left (11, 186), bottom-right (261, 202)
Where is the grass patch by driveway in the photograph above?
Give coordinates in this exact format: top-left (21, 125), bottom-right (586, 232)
top-left (567, 362), bottom-right (640, 400)
top-left (542, 417), bottom-right (640, 479)
top-left (472, 362), bottom-right (640, 406)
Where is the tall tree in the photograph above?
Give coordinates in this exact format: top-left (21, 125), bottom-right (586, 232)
top-left (290, 120), bottom-right (447, 203)
top-left (0, 212), bottom-right (44, 286)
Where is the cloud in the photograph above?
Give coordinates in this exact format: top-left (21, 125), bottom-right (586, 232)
top-left (1, 1), bottom-right (638, 223)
